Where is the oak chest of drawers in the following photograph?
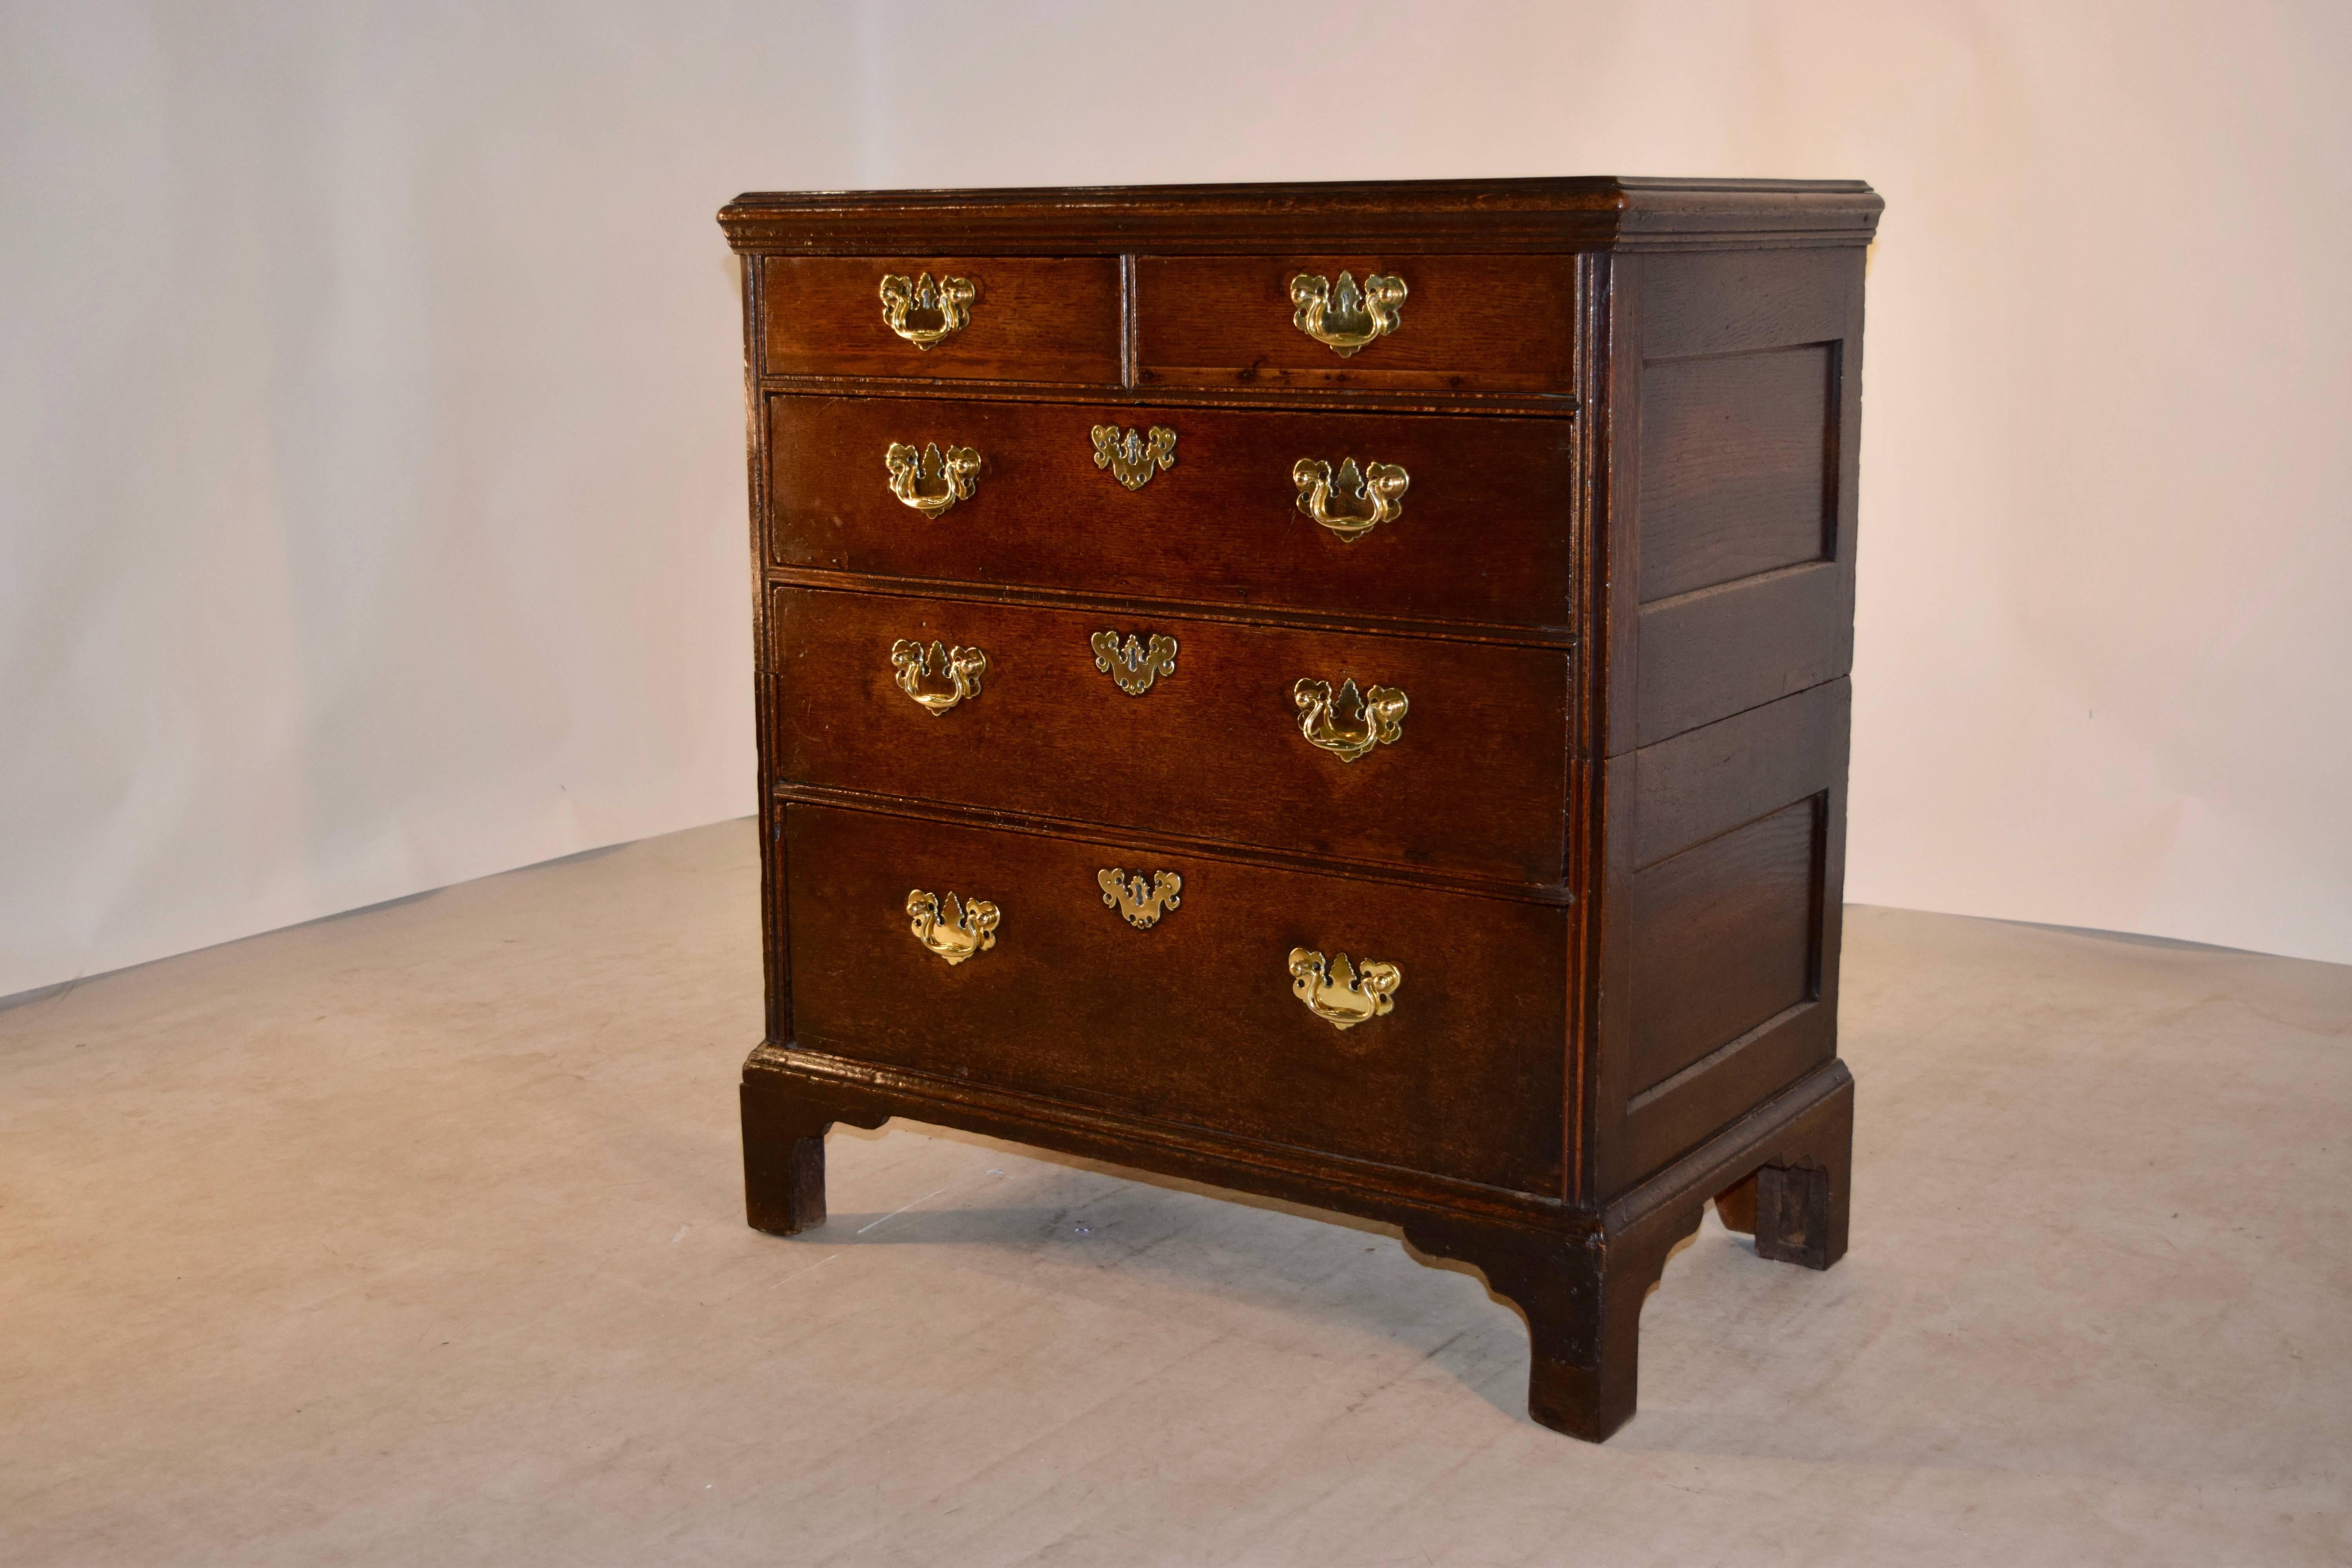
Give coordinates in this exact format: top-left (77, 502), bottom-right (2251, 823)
top-left (720, 177), bottom-right (1881, 1441)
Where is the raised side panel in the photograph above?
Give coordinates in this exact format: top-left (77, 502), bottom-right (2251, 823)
top-left (1637, 345), bottom-right (1833, 603)
top-left (1620, 247), bottom-right (1864, 752)
top-left (1593, 682), bottom-right (1850, 1195)
top-left (1628, 797), bottom-right (1818, 1093)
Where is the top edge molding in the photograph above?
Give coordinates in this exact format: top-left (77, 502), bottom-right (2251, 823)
top-left (717, 176), bottom-right (1884, 254)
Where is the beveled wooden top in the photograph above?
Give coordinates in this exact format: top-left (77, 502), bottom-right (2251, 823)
top-left (719, 176), bottom-right (1885, 254)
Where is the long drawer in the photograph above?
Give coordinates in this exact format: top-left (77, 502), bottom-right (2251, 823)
top-left (766, 394), bottom-right (1577, 632)
top-left (768, 585), bottom-right (1573, 888)
top-left (782, 801), bottom-right (1568, 1194)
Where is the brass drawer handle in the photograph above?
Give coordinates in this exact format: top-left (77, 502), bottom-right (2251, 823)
top-left (1091, 425), bottom-right (1176, 490)
top-left (890, 639), bottom-right (987, 715)
top-left (885, 442), bottom-right (982, 518)
top-left (878, 272), bottom-right (974, 348)
top-left (1099, 867), bottom-right (1182, 930)
top-left (1293, 457), bottom-right (1409, 542)
top-left (1289, 270), bottom-right (1406, 357)
top-left (908, 889), bottom-right (998, 964)
top-left (1292, 676), bottom-right (1408, 762)
top-left (1289, 948), bottom-right (1401, 1030)
top-left (1090, 630), bottom-right (1178, 696)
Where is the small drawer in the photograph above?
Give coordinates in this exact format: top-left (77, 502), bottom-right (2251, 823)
top-left (1134, 254), bottom-right (1578, 393)
top-left (767, 393), bottom-right (1576, 631)
top-left (768, 586), bottom-right (1570, 888)
top-left (782, 801), bottom-right (1568, 1194)
top-left (759, 256), bottom-right (1122, 383)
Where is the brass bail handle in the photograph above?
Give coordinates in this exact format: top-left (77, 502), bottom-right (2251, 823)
top-left (885, 442), bottom-right (982, 518)
top-left (907, 889), bottom-right (999, 964)
top-left (878, 272), bottom-right (975, 348)
top-left (889, 639), bottom-right (987, 715)
top-left (1289, 270), bottom-right (1406, 357)
top-left (1292, 457), bottom-right (1409, 542)
top-left (1288, 948), bottom-right (1401, 1030)
top-left (1292, 676), bottom-right (1408, 762)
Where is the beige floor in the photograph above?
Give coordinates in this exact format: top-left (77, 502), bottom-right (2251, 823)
top-left (2, 821), bottom-right (2347, 1567)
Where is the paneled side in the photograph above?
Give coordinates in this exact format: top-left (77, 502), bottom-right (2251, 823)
top-left (1591, 682), bottom-right (1849, 1196)
top-left (1637, 346), bottom-right (1833, 603)
top-left (1619, 247), bottom-right (1864, 752)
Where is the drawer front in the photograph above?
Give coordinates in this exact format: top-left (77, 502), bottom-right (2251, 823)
top-left (759, 256), bottom-right (1122, 383)
top-left (783, 802), bottom-right (1568, 1194)
top-left (770, 586), bottom-right (1571, 888)
top-left (767, 394), bottom-right (1576, 632)
top-left (1135, 255), bottom-right (1578, 393)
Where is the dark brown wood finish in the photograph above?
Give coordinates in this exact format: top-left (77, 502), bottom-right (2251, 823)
top-left (785, 801), bottom-right (1568, 1193)
top-left (759, 255), bottom-right (1122, 383)
top-left (1630, 796), bottom-right (1820, 1091)
top-left (719, 178), bottom-right (1885, 254)
top-left (1606, 679), bottom-right (1850, 1187)
top-left (1619, 247), bottom-right (1865, 749)
top-left (1134, 255), bottom-right (1579, 393)
top-left (766, 583), bottom-right (1573, 887)
top-left (1638, 345), bottom-right (1835, 602)
top-left (765, 394), bottom-right (1579, 633)
top-left (722, 176), bottom-right (1878, 1444)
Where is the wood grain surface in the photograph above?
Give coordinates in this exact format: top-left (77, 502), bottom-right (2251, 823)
top-left (766, 393), bottom-right (1579, 632)
top-left (766, 584), bottom-right (1573, 888)
top-left (1620, 245), bottom-right (1864, 752)
top-left (720, 177), bottom-right (1885, 254)
top-left (760, 255), bottom-right (1122, 383)
top-left (1628, 796), bottom-right (1821, 1094)
top-left (728, 176), bottom-right (1881, 1443)
top-left (781, 801), bottom-right (1569, 1194)
top-left (1135, 254), bottom-right (1579, 393)
top-left (1637, 344), bottom-right (1833, 603)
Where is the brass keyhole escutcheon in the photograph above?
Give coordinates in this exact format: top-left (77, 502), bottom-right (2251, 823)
top-left (1091, 425), bottom-right (1177, 490)
top-left (1289, 270), bottom-right (1406, 357)
top-left (889, 639), bottom-right (988, 715)
top-left (884, 442), bottom-right (982, 519)
top-left (1098, 868), bottom-right (1182, 930)
top-left (1292, 676), bottom-right (1408, 762)
top-left (878, 272), bottom-right (975, 348)
top-left (1293, 457), bottom-right (1409, 541)
top-left (1090, 630), bottom-right (1178, 696)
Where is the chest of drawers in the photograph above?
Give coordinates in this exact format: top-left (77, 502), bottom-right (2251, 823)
top-left (720, 177), bottom-right (1880, 1441)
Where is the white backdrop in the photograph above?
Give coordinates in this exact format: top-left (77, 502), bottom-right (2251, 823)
top-left (4, 0), bottom-right (2348, 999)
